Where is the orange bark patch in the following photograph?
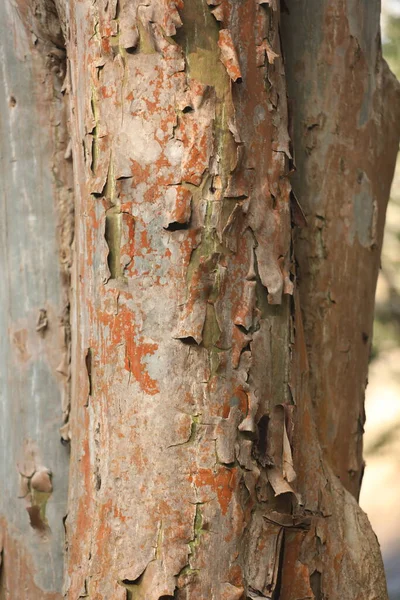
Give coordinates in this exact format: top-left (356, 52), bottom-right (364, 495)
top-left (182, 126), bottom-right (212, 186)
top-left (125, 335), bottom-right (159, 395)
top-left (101, 37), bottom-right (111, 54)
top-left (100, 85), bottom-right (113, 99)
top-left (95, 295), bottom-right (160, 395)
top-left (120, 212), bottom-right (135, 276)
top-left (139, 228), bottom-right (151, 252)
top-left (190, 467), bottom-right (238, 515)
top-left (130, 160), bottom-right (151, 183)
top-left (170, 187), bottom-right (192, 224)
top-left (95, 500), bottom-right (113, 547)
top-left (218, 29), bottom-right (242, 82)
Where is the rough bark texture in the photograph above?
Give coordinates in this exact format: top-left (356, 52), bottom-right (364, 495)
top-left (0, 0), bottom-right (72, 597)
top-left (65, 1), bottom-right (295, 597)
top-left (62, 1), bottom-right (399, 600)
top-left (1, 0), bottom-right (399, 598)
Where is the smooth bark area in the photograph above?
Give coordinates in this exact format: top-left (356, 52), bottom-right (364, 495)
top-left (282, 0), bottom-right (400, 500)
top-left (0, 0), bottom-right (72, 597)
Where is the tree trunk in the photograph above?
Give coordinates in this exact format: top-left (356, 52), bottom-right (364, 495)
top-left (1, 0), bottom-right (399, 598)
top-left (0, 0), bottom-right (72, 597)
top-left (281, 0), bottom-right (400, 501)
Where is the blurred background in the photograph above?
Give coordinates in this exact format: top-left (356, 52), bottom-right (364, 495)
top-left (359, 1), bottom-right (400, 597)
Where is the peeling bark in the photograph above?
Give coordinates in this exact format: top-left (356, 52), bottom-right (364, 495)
top-left (64, 0), bottom-right (295, 597)
top-left (1, 0), bottom-right (399, 597)
top-left (62, 0), bottom-right (399, 598)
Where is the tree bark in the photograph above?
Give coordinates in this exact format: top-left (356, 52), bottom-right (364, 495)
top-left (65, 0), bottom-right (296, 597)
top-left (281, 0), bottom-right (400, 500)
top-left (1, 0), bottom-right (399, 598)
top-left (0, 0), bottom-right (72, 597)
top-left (62, 0), bottom-right (400, 598)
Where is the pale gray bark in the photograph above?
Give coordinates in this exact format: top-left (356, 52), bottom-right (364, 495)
top-left (0, 0), bottom-right (71, 597)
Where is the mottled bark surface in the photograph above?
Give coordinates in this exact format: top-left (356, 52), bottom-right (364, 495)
top-left (65, 0), bottom-right (294, 597)
top-left (282, 0), bottom-right (400, 500)
top-left (0, 0), bottom-right (72, 597)
top-left (1, 0), bottom-right (399, 598)
top-left (63, 1), bottom-right (399, 599)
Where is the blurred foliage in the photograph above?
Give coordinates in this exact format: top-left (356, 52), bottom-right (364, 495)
top-left (383, 14), bottom-right (400, 79)
top-left (366, 419), bottom-right (400, 456)
top-left (366, 11), bottom-right (400, 466)
top-left (371, 14), bottom-right (400, 362)
top-left (362, 10), bottom-right (400, 599)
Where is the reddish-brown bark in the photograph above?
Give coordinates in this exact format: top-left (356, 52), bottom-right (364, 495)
top-left (282, 0), bottom-right (400, 500)
top-left (1, 0), bottom-right (399, 598)
top-left (62, 0), bottom-right (399, 598)
top-left (65, 0), bottom-right (295, 596)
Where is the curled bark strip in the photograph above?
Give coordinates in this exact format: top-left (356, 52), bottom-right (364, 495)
top-left (218, 29), bottom-right (242, 83)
